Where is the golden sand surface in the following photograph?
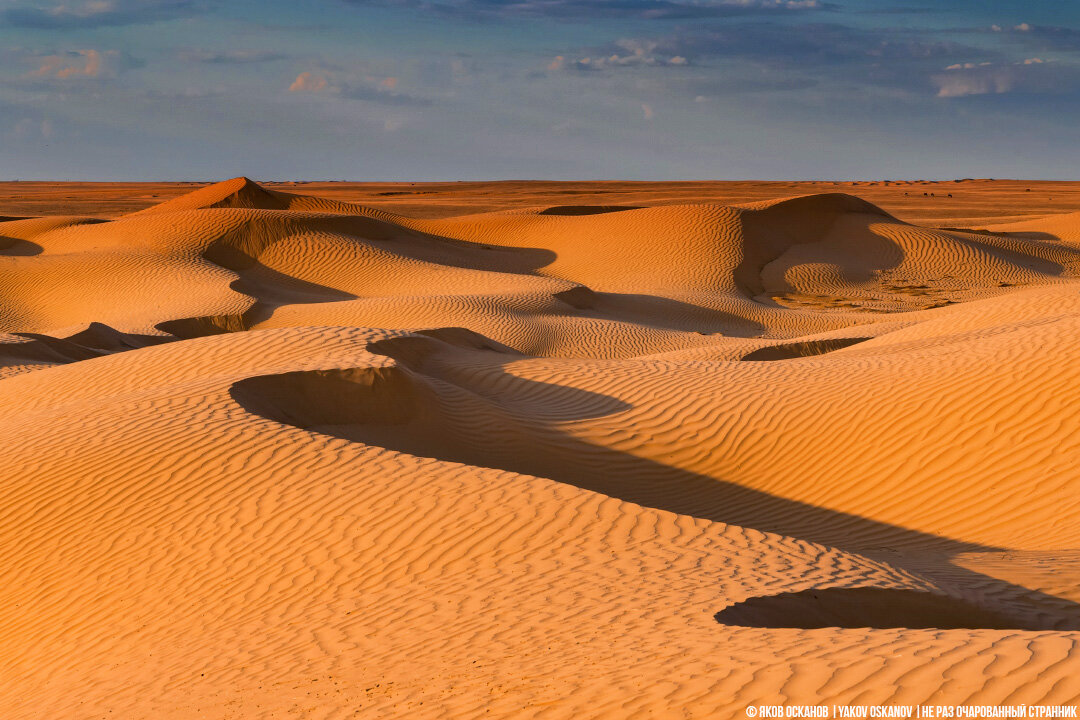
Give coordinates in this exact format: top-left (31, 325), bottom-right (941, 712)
top-left (1, 178), bottom-right (1079, 718)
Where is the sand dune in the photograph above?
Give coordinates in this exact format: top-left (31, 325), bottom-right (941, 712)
top-left (1, 179), bottom-right (1079, 718)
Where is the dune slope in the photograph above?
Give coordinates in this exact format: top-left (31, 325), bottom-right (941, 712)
top-left (1, 179), bottom-right (1079, 718)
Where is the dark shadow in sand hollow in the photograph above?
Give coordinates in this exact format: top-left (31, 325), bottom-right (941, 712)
top-left (537, 206), bottom-right (643, 216)
top-left (553, 287), bottom-right (764, 337)
top-left (0, 237), bottom-right (43, 256)
top-left (741, 337), bottom-right (872, 361)
top-left (713, 587), bottom-right (1064, 630)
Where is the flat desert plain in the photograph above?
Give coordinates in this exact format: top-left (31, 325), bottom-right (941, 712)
top-left (1, 178), bottom-right (1079, 718)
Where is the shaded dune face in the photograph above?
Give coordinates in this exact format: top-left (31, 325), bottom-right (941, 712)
top-left (229, 329), bottom-right (631, 481)
top-left (714, 588), bottom-right (1062, 630)
top-left (4, 178), bottom-right (1080, 718)
top-left (231, 365), bottom-right (421, 428)
top-left (740, 337), bottom-right (873, 361)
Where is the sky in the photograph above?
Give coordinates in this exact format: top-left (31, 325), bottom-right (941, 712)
top-left (1, 0), bottom-right (1079, 180)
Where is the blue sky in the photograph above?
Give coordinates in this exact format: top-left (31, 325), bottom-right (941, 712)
top-left (1, 0), bottom-right (1078, 180)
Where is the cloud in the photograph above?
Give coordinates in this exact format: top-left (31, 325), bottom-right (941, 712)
top-left (12, 117), bottom-right (53, 140)
top-left (641, 102), bottom-right (654, 120)
top-left (2, 0), bottom-right (205, 28)
top-left (287, 70), bottom-right (430, 106)
top-left (289, 72), bottom-right (329, 93)
top-left (991, 23), bottom-right (1034, 34)
top-left (543, 21), bottom-right (978, 97)
top-left (659, 22), bottom-right (969, 65)
top-left (179, 49), bottom-right (288, 64)
top-left (548, 38), bottom-right (695, 72)
top-left (684, 69), bottom-right (820, 94)
top-left (549, 21), bottom-right (975, 77)
top-left (24, 49), bottom-right (141, 80)
top-left (932, 58), bottom-right (1079, 98)
top-left (985, 23), bottom-right (1080, 52)
top-left (341, 0), bottom-right (836, 21)
top-left (338, 81), bottom-right (431, 106)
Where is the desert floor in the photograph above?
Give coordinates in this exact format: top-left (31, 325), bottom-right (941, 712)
top-left (1, 178), bottom-right (1079, 718)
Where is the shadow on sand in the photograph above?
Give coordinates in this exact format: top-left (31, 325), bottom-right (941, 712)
top-left (228, 327), bottom-right (1080, 631)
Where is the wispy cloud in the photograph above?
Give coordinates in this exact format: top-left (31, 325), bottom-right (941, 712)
top-left (17, 49), bottom-right (143, 80)
top-left (932, 58), bottom-right (1079, 98)
top-left (342, 0), bottom-right (835, 21)
top-left (287, 69), bottom-right (430, 106)
top-left (542, 21), bottom-right (978, 98)
top-left (548, 38), bottom-right (691, 72)
top-left (180, 49), bottom-right (289, 65)
top-left (2, 0), bottom-right (207, 28)
top-left (986, 22), bottom-right (1080, 52)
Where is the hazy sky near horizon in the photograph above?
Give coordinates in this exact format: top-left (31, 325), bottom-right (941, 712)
top-left (1, 0), bottom-right (1079, 180)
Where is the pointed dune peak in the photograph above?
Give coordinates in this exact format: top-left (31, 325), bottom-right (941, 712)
top-left (127, 176), bottom-right (290, 216)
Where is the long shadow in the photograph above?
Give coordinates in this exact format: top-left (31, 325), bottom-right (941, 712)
top-left (157, 254), bottom-right (359, 339)
top-left (4, 322), bottom-right (172, 369)
top-left (228, 328), bottom-right (1080, 630)
top-left (0, 236), bottom-right (43, 256)
top-left (156, 214), bottom-right (560, 339)
top-left (940, 228), bottom-right (1067, 243)
top-left (741, 337), bottom-right (872, 361)
top-left (538, 206), bottom-right (643, 216)
top-left (554, 287), bottom-right (764, 337)
top-left (713, 587), bottom-right (1047, 630)
top-left (203, 214), bottom-right (558, 278)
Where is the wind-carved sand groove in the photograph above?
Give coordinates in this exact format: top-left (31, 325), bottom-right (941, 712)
top-left (1, 178), bottom-right (1080, 718)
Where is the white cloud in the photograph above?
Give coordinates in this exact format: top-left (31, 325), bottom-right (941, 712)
top-left (547, 38), bottom-right (691, 73)
top-left (932, 58), bottom-right (1066, 98)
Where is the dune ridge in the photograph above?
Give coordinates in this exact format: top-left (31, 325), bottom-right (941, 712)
top-left (1, 178), bottom-right (1079, 718)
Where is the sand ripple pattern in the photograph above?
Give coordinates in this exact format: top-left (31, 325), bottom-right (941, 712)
top-left (1, 179), bottom-right (1079, 718)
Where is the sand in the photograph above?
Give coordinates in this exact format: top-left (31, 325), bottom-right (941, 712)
top-left (4, 177), bottom-right (1080, 226)
top-left (1, 178), bottom-right (1079, 718)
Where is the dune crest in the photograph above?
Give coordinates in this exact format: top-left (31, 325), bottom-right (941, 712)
top-left (2, 179), bottom-right (1080, 718)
